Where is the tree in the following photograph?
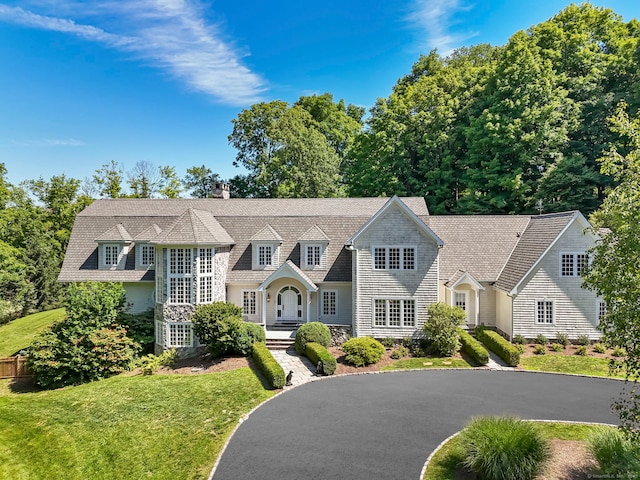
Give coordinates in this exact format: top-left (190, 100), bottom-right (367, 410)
top-left (127, 161), bottom-right (159, 198)
top-left (92, 160), bottom-right (124, 198)
top-left (0, 163), bottom-right (11, 209)
top-left (158, 165), bottom-right (183, 198)
top-left (423, 302), bottom-right (466, 356)
top-left (183, 165), bottom-right (220, 198)
top-left (582, 102), bottom-right (640, 442)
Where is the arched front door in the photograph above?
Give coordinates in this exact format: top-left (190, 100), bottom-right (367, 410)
top-left (277, 286), bottom-right (302, 321)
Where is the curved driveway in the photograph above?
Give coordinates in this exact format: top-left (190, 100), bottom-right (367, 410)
top-left (212, 370), bottom-right (623, 480)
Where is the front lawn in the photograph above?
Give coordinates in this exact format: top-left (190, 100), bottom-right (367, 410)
top-left (0, 368), bottom-right (273, 479)
top-left (0, 308), bottom-right (66, 356)
top-left (382, 357), bottom-right (473, 371)
top-left (520, 355), bottom-right (625, 379)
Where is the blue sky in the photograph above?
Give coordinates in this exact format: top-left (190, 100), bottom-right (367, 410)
top-left (1, 0), bottom-right (640, 190)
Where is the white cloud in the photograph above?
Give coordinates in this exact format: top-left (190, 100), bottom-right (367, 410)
top-left (407, 0), bottom-right (477, 55)
top-left (0, 1), bottom-right (265, 104)
top-left (10, 138), bottom-right (86, 147)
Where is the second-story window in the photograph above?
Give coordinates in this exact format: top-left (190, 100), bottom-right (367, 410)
top-left (372, 246), bottom-right (416, 271)
top-left (258, 245), bottom-right (273, 267)
top-left (104, 244), bottom-right (120, 266)
top-left (168, 248), bottom-right (192, 304)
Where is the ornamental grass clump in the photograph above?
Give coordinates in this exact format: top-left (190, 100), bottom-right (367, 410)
top-left (460, 416), bottom-right (550, 480)
top-left (587, 426), bottom-right (640, 476)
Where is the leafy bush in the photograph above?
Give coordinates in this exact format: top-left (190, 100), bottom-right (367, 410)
top-left (575, 345), bottom-right (588, 356)
top-left (476, 327), bottom-right (520, 366)
top-left (294, 322), bottom-right (331, 355)
top-left (588, 427), bottom-right (640, 476)
top-left (341, 337), bottom-right (385, 366)
top-left (118, 309), bottom-right (155, 353)
top-left (233, 322), bottom-right (266, 356)
top-left (460, 416), bottom-right (550, 480)
top-left (252, 342), bottom-right (285, 389)
top-left (535, 334), bottom-right (549, 345)
top-left (27, 282), bottom-right (138, 389)
top-left (533, 344), bottom-right (546, 355)
top-left (305, 342), bottom-right (336, 375)
top-left (191, 302), bottom-right (243, 357)
top-left (401, 336), bottom-right (414, 349)
top-left (423, 302), bottom-right (465, 356)
top-left (576, 334), bottom-right (591, 346)
top-left (593, 343), bottom-right (607, 354)
top-left (550, 343), bottom-right (564, 352)
top-left (555, 332), bottom-right (570, 346)
top-left (380, 337), bottom-right (396, 349)
top-left (458, 328), bottom-right (489, 365)
top-left (139, 348), bottom-right (177, 375)
top-left (515, 344), bottom-right (526, 354)
top-left (512, 334), bottom-right (527, 345)
top-left (390, 345), bottom-right (410, 359)
top-left (612, 347), bottom-right (626, 357)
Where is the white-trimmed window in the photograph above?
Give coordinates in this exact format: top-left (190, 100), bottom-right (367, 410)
top-left (198, 248), bottom-right (214, 304)
top-left (305, 245), bottom-right (322, 268)
top-left (372, 247), bottom-right (416, 270)
top-left (536, 300), bottom-right (554, 324)
top-left (373, 299), bottom-right (416, 327)
top-left (168, 248), bottom-right (192, 304)
top-left (155, 320), bottom-right (165, 346)
top-left (597, 300), bottom-right (607, 324)
top-left (242, 290), bottom-right (257, 316)
top-left (322, 290), bottom-right (337, 316)
top-left (560, 253), bottom-right (587, 277)
top-left (103, 244), bottom-right (120, 266)
top-left (257, 245), bottom-right (273, 267)
top-left (168, 322), bottom-right (194, 347)
top-left (140, 244), bottom-right (155, 266)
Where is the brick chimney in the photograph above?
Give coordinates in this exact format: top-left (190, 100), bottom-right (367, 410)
top-left (212, 182), bottom-right (230, 199)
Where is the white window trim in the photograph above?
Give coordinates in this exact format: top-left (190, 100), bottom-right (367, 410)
top-left (196, 248), bottom-right (215, 304)
top-left (242, 290), bottom-right (257, 317)
top-left (103, 243), bottom-right (121, 267)
top-left (303, 244), bottom-right (324, 269)
top-left (535, 299), bottom-right (555, 324)
top-left (167, 248), bottom-right (193, 304)
top-left (166, 322), bottom-right (194, 348)
top-left (254, 243), bottom-right (279, 269)
top-left (372, 298), bottom-right (416, 327)
top-left (371, 245), bottom-right (417, 271)
top-left (321, 290), bottom-right (337, 317)
top-left (596, 299), bottom-right (607, 325)
top-left (559, 252), bottom-right (587, 277)
top-left (138, 243), bottom-right (155, 268)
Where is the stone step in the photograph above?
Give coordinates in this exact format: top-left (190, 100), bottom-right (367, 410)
top-left (266, 339), bottom-right (295, 350)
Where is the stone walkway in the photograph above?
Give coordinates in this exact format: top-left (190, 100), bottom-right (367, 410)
top-left (486, 351), bottom-right (515, 371)
top-left (269, 348), bottom-right (318, 387)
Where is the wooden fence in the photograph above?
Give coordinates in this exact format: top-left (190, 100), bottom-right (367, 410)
top-left (0, 356), bottom-right (32, 379)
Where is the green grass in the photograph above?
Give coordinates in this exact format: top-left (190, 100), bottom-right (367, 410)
top-left (0, 308), bottom-right (66, 356)
top-left (381, 357), bottom-right (473, 371)
top-left (520, 354), bottom-right (625, 378)
top-left (423, 422), bottom-right (612, 480)
top-left (0, 368), bottom-right (274, 479)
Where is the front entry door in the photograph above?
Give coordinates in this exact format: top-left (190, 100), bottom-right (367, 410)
top-left (277, 286), bottom-right (302, 321)
top-left (454, 291), bottom-right (469, 324)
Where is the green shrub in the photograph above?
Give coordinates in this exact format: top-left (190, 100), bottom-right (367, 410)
top-left (588, 427), bottom-right (640, 476)
top-left (476, 327), bottom-right (520, 366)
top-left (458, 328), bottom-right (489, 365)
top-left (512, 334), bottom-right (527, 345)
top-left (423, 302), bottom-right (465, 356)
top-left (515, 344), bottom-right (526, 354)
top-left (251, 342), bottom-right (285, 389)
top-left (118, 309), bottom-right (155, 353)
top-left (575, 345), bottom-right (588, 356)
top-left (191, 302), bottom-right (243, 357)
top-left (139, 348), bottom-right (178, 375)
top-left (550, 343), bottom-right (564, 352)
top-left (460, 416), bottom-right (550, 480)
top-left (401, 336), bottom-right (414, 348)
top-left (576, 334), bottom-right (591, 346)
top-left (294, 322), bottom-right (331, 354)
top-left (341, 337), bottom-right (385, 366)
top-left (233, 322), bottom-right (266, 356)
top-left (305, 342), bottom-right (336, 375)
top-left (533, 344), bottom-right (546, 355)
top-left (555, 332), bottom-right (570, 346)
top-left (593, 343), bottom-right (607, 354)
top-left (390, 345), bottom-right (410, 359)
top-left (380, 337), bottom-right (396, 349)
top-left (534, 334), bottom-right (549, 345)
top-left (612, 347), bottom-right (626, 357)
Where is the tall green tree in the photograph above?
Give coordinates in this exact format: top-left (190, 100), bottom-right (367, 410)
top-left (158, 165), bottom-right (183, 198)
top-left (92, 160), bottom-right (124, 198)
top-left (127, 161), bottom-right (159, 198)
top-left (183, 165), bottom-right (220, 198)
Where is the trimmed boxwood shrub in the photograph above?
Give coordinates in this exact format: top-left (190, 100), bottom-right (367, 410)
top-left (233, 322), bottom-right (267, 356)
top-left (341, 337), bottom-right (385, 366)
top-left (458, 328), bottom-right (489, 365)
top-left (305, 342), bottom-right (337, 375)
top-left (476, 326), bottom-right (520, 366)
top-left (294, 322), bottom-right (331, 354)
top-left (251, 342), bottom-right (285, 389)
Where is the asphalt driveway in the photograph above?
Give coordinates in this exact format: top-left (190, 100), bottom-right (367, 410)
top-left (211, 370), bottom-right (624, 480)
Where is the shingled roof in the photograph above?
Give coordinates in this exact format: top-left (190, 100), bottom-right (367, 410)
top-left (151, 208), bottom-right (234, 246)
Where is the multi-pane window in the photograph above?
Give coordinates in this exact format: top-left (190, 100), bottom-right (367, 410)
top-left (536, 300), bottom-right (554, 324)
top-left (597, 300), bottom-right (607, 324)
top-left (561, 253), bottom-right (587, 277)
top-left (372, 247), bottom-right (416, 270)
top-left (454, 292), bottom-right (467, 311)
top-left (198, 248), bottom-right (214, 304)
top-left (243, 291), bottom-right (257, 316)
top-left (141, 245), bottom-right (155, 265)
top-left (104, 244), bottom-right (119, 266)
top-left (373, 299), bottom-right (416, 327)
top-left (168, 248), bottom-right (192, 304)
top-left (322, 291), bottom-right (337, 316)
top-left (258, 245), bottom-right (273, 267)
top-left (168, 323), bottom-right (193, 347)
top-left (305, 245), bottom-right (322, 267)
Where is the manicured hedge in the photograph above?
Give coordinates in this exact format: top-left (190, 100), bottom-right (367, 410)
top-left (294, 322), bottom-right (331, 354)
top-left (475, 326), bottom-right (520, 366)
top-left (341, 337), bottom-right (385, 366)
top-left (458, 328), bottom-right (490, 365)
top-left (251, 342), bottom-right (285, 389)
top-left (305, 342), bottom-right (337, 375)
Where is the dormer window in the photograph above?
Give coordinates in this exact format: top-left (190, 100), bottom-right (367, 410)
top-left (104, 244), bottom-right (120, 266)
top-left (258, 245), bottom-right (273, 267)
top-left (305, 245), bottom-right (322, 268)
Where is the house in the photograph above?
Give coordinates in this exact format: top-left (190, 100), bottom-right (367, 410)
top-left (58, 188), bottom-right (603, 355)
